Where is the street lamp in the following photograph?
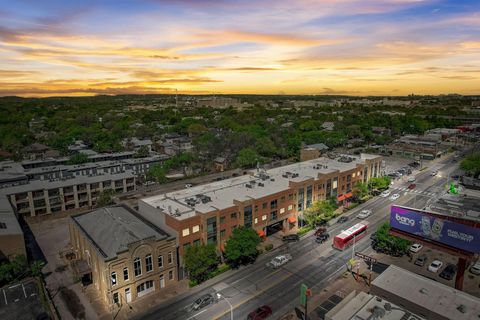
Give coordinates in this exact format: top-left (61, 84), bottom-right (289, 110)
top-left (217, 293), bottom-right (233, 320)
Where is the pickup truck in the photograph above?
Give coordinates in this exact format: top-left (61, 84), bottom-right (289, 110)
top-left (266, 254), bottom-right (292, 269)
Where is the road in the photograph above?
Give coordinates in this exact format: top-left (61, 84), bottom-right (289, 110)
top-left (136, 154), bottom-right (459, 320)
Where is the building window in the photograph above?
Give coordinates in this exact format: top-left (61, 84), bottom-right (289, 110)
top-left (254, 205), bottom-right (258, 212)
top-left (123, 267), bottom-right (129, 281)
top-left (220, 229), bottom-right (226, 237)
top-left (280, 196), bottom-right (285, 203)
top-left (160, 274), bottom-right (165, 288)
top-left (270, 199), bottom-right (277, 209)
top-left (192, 225), bottom-right (200, 233)
top-left (137, 280), bottom-right (154, 296)
top-left (113, 292), bottom-right (119, 304)
top-left (288, 193), bottom-right (293, 200)
top-left (168, 252), bottom-right (173, 264)
top-left (183, 243), bottom-right (191, 251)
top-left (145, 254), bottom-right (153, 273)
top-left (207, 216), bottom-right (217, 244)
top-left (262, 215), bottom-right (267, 221)
top-left (169, 270), bottom-right (174, 280)
top-left (134, 258), bottom-right (142, 277)
top-left (288, 205), bottom-right (293, 211)
top-left (158, 255), bottom-right (163, 268)
top-left (270, 211), bottom-right (277, 221)
top-left (0, 222), bottom-right (6, 229)
top-left (111, 272), bottom-right (117, 286)
top-left (230, 212), bottom-right (237, 219)
top-left (220, 216), bottom-right (225, 224)
top-left (262, 202), bottom-right (267, 209)
top-left (280, 208), bottom-right (285, 214)
top-left (193, 239), bottom-right (201, 246)
top-left (182, 228), bottom-right (190, 237)
top-left (254, 218), bottom-right (258, 224)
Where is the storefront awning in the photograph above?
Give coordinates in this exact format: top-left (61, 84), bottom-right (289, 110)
top-left (345, 192), bottom-right (353, 199)
top-left (288, 216), bottom-right (297, 224)
top-left (257, 230), bottom-right (265, 237)
top-left (337, 194), bottom-right (346, 201)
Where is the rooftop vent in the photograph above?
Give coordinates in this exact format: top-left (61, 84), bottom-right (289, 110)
top-left (270, 178), bottom-right (275, 181)
top-left (258, 182), bottom-right (264, 187)
top-left (246, 184), bottom-right (252, 188)
top-left (419, 288), bottom-right (428, 294)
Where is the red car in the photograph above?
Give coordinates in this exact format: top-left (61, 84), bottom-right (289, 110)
top-left (408, 183), bottom-right (416, 189)
top-left (314, 227), bottom-right (327, 236)
top-left (247, 305), bottom-right (272, 320)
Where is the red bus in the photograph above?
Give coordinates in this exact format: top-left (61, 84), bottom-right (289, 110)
top-left (333, 221), bottom-right (369, 250)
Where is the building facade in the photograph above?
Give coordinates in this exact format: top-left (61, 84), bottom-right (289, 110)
top-left (69, 205), bottom-right (177, 308)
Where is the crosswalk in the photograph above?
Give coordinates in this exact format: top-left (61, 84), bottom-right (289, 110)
top-left (394, 187), bottom-right (437, 197)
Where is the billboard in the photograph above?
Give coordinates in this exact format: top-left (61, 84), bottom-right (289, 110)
top-left (390, 206), bottom-right (480, 253)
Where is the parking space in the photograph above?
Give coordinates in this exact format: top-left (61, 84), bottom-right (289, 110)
top-left (0, 278), bottom-right (50, 320)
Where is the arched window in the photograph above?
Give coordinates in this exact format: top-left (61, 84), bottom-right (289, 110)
top-left (134, 257), bottom-right (142, 277)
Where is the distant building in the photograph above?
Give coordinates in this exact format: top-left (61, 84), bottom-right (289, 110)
top-left (22, 143), bottom-right (59, 160)
top-left (213, 157), bottom-right (227, 172)
top-left (371, 265), bottom-right (480, 320)
top-left (0, 197), bottom-right (25, 261)
top-left (69, 205), bottom-right (177, 308)
top-left (386, 134), bottom-right (447, 160)
top-left (122, 138), bottom-right (153, 152)
top-left (196, 97), bottom-right (244, 109)
top-left (300, 143), bottom-right (329, 161)
top-left (322, 122), bottom-right (335, 131)
top-left (372, 126), bottom-right (391, 136)
top-left (67, 140), bottom-right (88, 153)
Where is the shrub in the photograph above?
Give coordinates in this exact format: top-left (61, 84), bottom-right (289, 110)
top-left (265, 244), bottom-right (274, 251)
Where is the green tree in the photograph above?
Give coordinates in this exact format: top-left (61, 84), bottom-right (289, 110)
top-left (224, 227), bottom-right (261, 267)
top-left (460, 153), bottom-right (480, 177)
top-left (184, 244), bottom-right (219, 284)
top-left (134, 145), bottom-right (149, 158)
top-left (68, 153), bottom-right (89, 165)
top-left (146, 164), bottom-right (168, 183)
top-left (374, 223), bottom-right (411, 254)
top-left (96, 189), bottom-right (116, 207)
top-left (369, 176), bottom-right (391, 191)
top-left (353, 181), bottom-right (369, 199)
top-left (234, 148), bottom-right (260, 168)
top-left (303, 200), bottom-right (338, 226)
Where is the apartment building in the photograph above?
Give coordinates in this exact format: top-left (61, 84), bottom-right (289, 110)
top-left (69, 205), bottom-right (177, 308)
top-left (0, 195), bottom-right (25, 261)
top-left (137, 154), bottom-right (383, 275)
top-left (2, 171), bottom-right (136, 217)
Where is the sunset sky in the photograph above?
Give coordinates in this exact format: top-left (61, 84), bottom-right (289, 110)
top-left (0, 0), bottom-right (479, 97)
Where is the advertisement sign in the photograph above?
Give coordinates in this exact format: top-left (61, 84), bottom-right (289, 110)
top-left (390, 206), bottom-right (480, 253)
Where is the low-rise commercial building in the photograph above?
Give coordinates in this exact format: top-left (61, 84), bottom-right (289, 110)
top-left (371, 265), bottom-right (480, 320)
top-left (0, 195), bottom-right (25, 261)
top-left (69, 205), bottom-right (177, 308)
top-left (300, 143), bottom-right (329, 161)
top-left (138, 154), bottom-right (383, 276)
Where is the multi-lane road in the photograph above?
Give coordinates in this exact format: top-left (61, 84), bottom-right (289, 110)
top-left (135, 155), bottom-right (459, 320)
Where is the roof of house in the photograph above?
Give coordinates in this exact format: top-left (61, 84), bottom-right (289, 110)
top-left (306, 143), bottom-right (329, 151)
top-left (71, 205), bottom-right (172, 260)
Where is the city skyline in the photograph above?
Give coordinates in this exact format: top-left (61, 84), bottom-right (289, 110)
top-left (0, 0), bottom-right (479, 97)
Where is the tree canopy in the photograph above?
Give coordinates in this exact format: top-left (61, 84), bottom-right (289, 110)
top-left (224, 226), bottom-right (261, 267)
top-left (184, 244), bottom-right (219, 284)
top-left (460, 153), bottom-right (480, 178)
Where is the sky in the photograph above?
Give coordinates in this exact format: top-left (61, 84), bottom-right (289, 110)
top-left (0, 0), bottom-right (479, 97)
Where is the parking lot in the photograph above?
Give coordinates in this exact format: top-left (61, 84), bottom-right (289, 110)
top-left (371, 245), bottom-right (480, 298)
top-left (0, 278), bottom-right (50, 320)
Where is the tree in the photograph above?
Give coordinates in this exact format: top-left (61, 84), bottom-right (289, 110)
top-left (224, 226), bottom-right (261, 267)
top-left (187, 123), bottom-right (208, 137)
top-left (353, 181), bottom-right (369, 199)
top-left (134, 145), bottom-right (149, 158)
top-left (146, 164), bottom-right (168, 183)
top-left (68, 153), bottom-right (89, 165)
top-left (303, 200), bottom-right (337, 226)
top-left (460, 153), bottom-right (480, 178)
top-left (234, 148), bottom-right (260, 168)
top-left (96, 189), bottom-right (116, 207)
top-left (369, 176), bottom-right (391, 191)
top-left (184, 244), bottom-right (219, 284)
top-left (374, 223), bottom-right (411, 255)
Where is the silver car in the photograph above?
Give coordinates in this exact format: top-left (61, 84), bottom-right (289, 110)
top-left (267, 254), bottom-right (292, 269)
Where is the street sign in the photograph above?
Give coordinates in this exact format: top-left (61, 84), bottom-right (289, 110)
top-left (355, 252), bottom-right (377, 263)
top-left (300, 283), bottom-right (308, 306)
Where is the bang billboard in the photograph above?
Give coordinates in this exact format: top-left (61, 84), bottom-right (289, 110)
top-left (390, 206), bottom-right (480, 253)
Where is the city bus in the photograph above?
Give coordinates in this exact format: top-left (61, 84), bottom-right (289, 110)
top-left (333, 221), bottom-right (369, 250)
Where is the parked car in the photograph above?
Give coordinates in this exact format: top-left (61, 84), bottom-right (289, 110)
top-left (371, 189), bottom-right (381, 196)
top-left (430, 170), bottom-right (438, 176)
top-left (267, 254), bottom-right (292, 269)
top-left (247, 305), bottom-right (273, 320)
top-left (408, 183), bottom-right (416, 189)
top-left (282, 234), bottom-right (299, 242)
top-left (407, 176), bottom-right (416, 182)
top-left (314, 227), bottom-right (327, 236)
top-left (185, 183), bottom-right (193, 188)
top-left (469, 261), bottom-right (480, 275)
top-left (380, 190), bottom-right (391, 198)
top-left (357, 209), bottom-right (372, 219)
top-left (315, 233), bottom-right (330, 243)
top-left (389, 193), bottom-right (400, 201)
top-left (414, 254), bottom-right (428, 267)
top-left (428, 260), bottom-right (443, 273)
top-left (410, 243), bottom-right (423, 253)
top-left (439, 264), bottom-right (457, 280)
top-left (191, 294), bottom-right (216, 311)
top-left (337, 216), bottom-right (349, 223)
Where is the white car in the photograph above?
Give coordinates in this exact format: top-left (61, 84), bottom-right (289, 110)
top-left (357, 209), bottom-right (372, 219)
top-left (470, 261), bottom-right (480, 275)
top-left (428, 260), bottom-right (443, 273)
top-left (407, 176), bottom-right (416, 182)
top-left (185, 183), bottom-right (193, 188)
top-left (410, 243), bottom-right (423, 253)
top-left (389, 193), bottom-right (400, 201)
top-left (430, 170), bottom-right (438, 176)
top-left (380, 190), bottom-right (391, 198)
top-left (267, 254), bottom-right (292, 269)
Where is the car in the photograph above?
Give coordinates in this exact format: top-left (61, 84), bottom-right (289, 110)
top-left (314, 227), bottom-right (327, 236)
top-left (380, 190), bottom-right (391, 198)
top-left (469, 261), bottom-right (480, 275)
top-left (428, 260), bottom-right (443, 273)
top-left (337, 216), bottom-right (349, 223)
top-left (191, 293), bottom-right (216, 311)
top-left (389, 193), bottom-right (400, 201)
top-left (185, 183), bottom-right (193, 188)
top-left (315, 233), bottom-right (330, 243)
top-left (439, 264), bottom-right (457, 280)
top-left (410, 243), bottom-right (423, 253)
top-left (430, 170), bottom-right (438, 176)
top-left (407, 176), bottom-right (416, 182)
top-left (414, 254), bottom-right (428, 267)
top-left (267, 254), bottom-right (292, 269)
top-left (247, 305), bottom-right (273, 320)
top-left (408, 183), bottom-right (416, 189)
top-left (282, 234), bottom-right (299, 242)
top-left (371, 189), bottom-right (381, 196)
top-left (357, 209), bottom-right (372, 219)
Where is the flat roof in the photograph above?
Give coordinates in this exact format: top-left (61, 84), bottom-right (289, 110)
top-left (141, 154), bottom-right (381, 220)
top-left (71, 205), bottom-right (172, 260)
top-left (371, 265), bottom-right (480, 320)
top-left (428, 189), bottom-right (480, 222)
